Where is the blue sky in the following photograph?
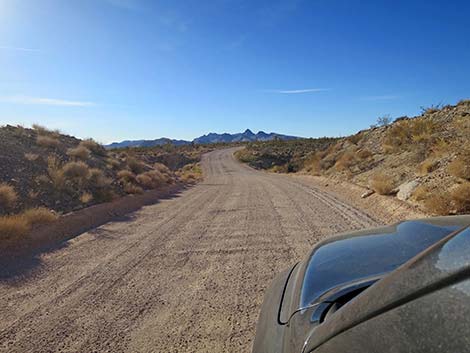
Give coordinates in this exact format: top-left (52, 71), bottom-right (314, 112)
top-left (1, 0), bottom-right (469, 143)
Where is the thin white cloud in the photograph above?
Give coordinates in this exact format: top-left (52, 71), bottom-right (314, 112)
top-left (0, 96), bottom-right (95, 107)
top-left (0, 46), bottom-right (38, 52)
top-left (265, 88), bottom-right (330, 94)
top-left (361, 95), bottom-right (399, 101)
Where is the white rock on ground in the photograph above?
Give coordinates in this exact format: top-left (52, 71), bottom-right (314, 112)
top-left (396, 180), bottom-right (420, 201)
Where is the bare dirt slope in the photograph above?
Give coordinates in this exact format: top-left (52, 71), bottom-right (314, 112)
top-left (0, 148), bottom-right (381, 353)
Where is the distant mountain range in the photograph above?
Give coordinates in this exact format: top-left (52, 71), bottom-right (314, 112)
top-left (105, 129), bottom-right (299, 149)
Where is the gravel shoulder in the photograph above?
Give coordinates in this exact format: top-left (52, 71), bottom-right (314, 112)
top-left (1, 148), bottom-right (399, 353)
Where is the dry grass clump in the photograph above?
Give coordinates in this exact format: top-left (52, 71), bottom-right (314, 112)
top-left (0, 207), bottom-right (57, 240)
top-left (117, 170), bottom-right (136, 182)
top-left (24, 153), bottom-right (40, 161)
top-left (424, 193), bottom-right (453, 216)
top-left (67, 145), bottom-right (91, 161)
top-left (32, 124), bottom-right (59, 136)
top-left (106, 157), bottom-right (121, 170)
top-left (451, 183), bottom-right (470, 213)
top-left (22, 207), bottom-right (58, 226)
top-left (0, 215), bottom-right (30, 239)
top-left (79, 139), bottom-right (107, 156)
top-left (62, 161), bottom-right (90, 180)
top-left (46, 156), bottom-right (66, 189)
top-left (418, 159), bottom-right (439, 175)
top-left (88, 168), bottom-right (110, 188)
top-left (37, 135), bottom-right (60, 148)
top-left (448, 156), bottom-right (470, 180)
top-left (126, 157), bottom-right (145, 174)
top-left (154, 163), bottom-right (171, 174)
top-left (0, 183), bottom-right (18, 211)
top-left (123, 182), bottom-right (143, 195)
top-left (304, 153), bottom-right (322, 175)
top-left (136, 170), bottom-right (167, 189)
top-left (178, 163), bottom-right (203, 183)
top-left (369, 172), bottom-right (396, 195)
top-left (334, 151), bottom-right (356, 171)
top-left (357, 149), bottom-right (373, 160)
top-left (382, 118), bottom-right (438, 154)
top-left (412, 185), bottom-right (429, 202)
top-left (80, 192), bottom-right (93, 204)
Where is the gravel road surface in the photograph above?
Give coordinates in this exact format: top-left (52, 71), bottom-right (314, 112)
top-left (0, 148), bottom-right (379, 353)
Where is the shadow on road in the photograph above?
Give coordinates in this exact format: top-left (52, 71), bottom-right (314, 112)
top-left (0, 184), bottom-right (187, 282)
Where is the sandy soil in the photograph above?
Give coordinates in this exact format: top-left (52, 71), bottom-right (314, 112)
top-left (0, 148), bottom-right (408, 353)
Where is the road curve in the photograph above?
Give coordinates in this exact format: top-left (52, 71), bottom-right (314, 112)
top-left (0, 148), bottom-right (379, 353)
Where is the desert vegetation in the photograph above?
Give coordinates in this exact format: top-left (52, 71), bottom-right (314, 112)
top-left (236, 99), bottom-right (470, 215)
top-left (0, 124), bottom-right (207, 244)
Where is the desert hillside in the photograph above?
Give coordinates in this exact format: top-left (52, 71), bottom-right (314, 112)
top-left (237, 99), bottom-right (470, 215)
top-left (0, 125), bottom-right (204, 240)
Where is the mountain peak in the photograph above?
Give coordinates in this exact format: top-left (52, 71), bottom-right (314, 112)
top-left (243, 129), bottom-right (254, 135)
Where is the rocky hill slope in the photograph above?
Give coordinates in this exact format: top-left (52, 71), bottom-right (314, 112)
top-left (237, 100), bottom-right (470, 215)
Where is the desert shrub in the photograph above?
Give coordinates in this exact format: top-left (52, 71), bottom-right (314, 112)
top-left (126, 157), bottom-right (145, 174)
top-left (62, 161), bottom-right (90, 180)
top-left (154, 162), bottom-right (171, 174)
top-left (382, 118), bottom-right (437, 155)
top-left (22, 207), bottom-right (58, 226)
top-left (0, 215), bottom-right (30, 239)
top-left (448, 156), bottom-right (470, 180)
top-left (377, 115), bottom-right (392, 126)
top-left (347, 133), bottom-right (363, 145)
top-left (412, 185), bottom-right (429, 201)
top-left (24, 153), bottom-right (40, 161)
top-left (451, 183), bottom-right (470, 213)
top-left (304, 153), bottom-right (322, 175)
top-left (80, 192), bottom-right (93, 204)
top-left (47, 156), bottom-right (66, 189)
top-left (418, 159), bottom-right (439, 175)
top-left (32, 124), bottom-right (53, 135)
top-left (137, 170), bottom-right (167, 189)
top-left (67, 146), bottom-right (91, 161)
top-left (106, 158), bottom-right (121, 170)
top-left (79, 139), bottom-right (107, 156)
top-left (117, 170), bottom-right (136, 182)
top-left (235, 149), bottom-right (257, 163)
top-left (334, 151), bottom-right (356, 171)
top-left (357, 149), bottom-right (373, 160)
top-left (123, 182), bottom-right (143, 195)
top-left (0, 183), bottom-right (18, 211)
top-left (136, 173), bottom-right (154, 188)
top-left (37, 135), bottom-right (60, 148)
top-left (431, 138), bottom-right (451, 157)
top-left (369, 172), bottom-right (395, 195)
top-left (88, 168), bottom-right (110, 188)
top-left (424, 193), bottom-right (453, 215)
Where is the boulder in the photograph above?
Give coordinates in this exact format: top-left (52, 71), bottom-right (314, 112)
top-left (396, 180), bottom-right (420, 201)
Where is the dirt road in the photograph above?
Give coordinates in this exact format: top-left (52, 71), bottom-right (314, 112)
top-left (0, 148), bottom-right (379, 353)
